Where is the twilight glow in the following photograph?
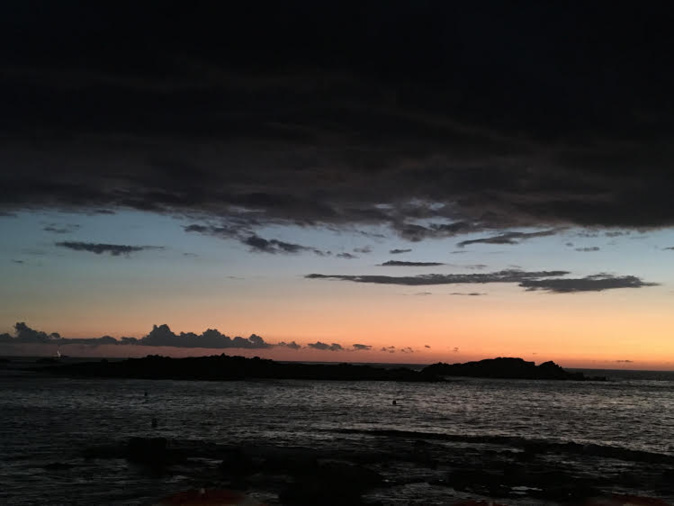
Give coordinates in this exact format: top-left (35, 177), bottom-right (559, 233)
top-left (2, 3), bottom-right (674, 370)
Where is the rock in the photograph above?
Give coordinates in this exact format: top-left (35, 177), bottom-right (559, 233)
top-left (126, 437), bottom-right (184, 467)
top-left (279, 461), bottom-right (383, 505)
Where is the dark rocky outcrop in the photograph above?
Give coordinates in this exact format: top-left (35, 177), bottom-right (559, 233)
top-left (422, 357), bottom-right (606, 381)
top-left (41, 354), bottom-right (441, 382)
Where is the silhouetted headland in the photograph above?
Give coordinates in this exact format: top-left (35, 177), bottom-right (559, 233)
top-left (37, 354), bottom-right (605, 382)
top-left (40, 354), bottom-right (441, 382)
top-left (422, 357), bottom-right (606, 381)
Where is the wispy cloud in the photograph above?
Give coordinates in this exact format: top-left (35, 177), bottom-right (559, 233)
top-left (55, 241), bottom-right (163, 256)
top-left (457, 229), bottom-right (559, 248)
top-left (380, 260), bottom-right (444, 267)
top-left (519, 275), bottom-right (657, 293)
top-left (43, 223), bottom-right (80, 234)
top-left (307, 269), bottom-right (656, 294)
top-left (389, 248), bottom-right (412, 255)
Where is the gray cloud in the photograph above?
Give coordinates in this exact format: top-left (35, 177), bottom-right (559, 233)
top-left (352, 344), bottom-right (372, 351)
top-left (277, 341), bottom-right (302, 350)
top-left (55, 241), bottom-right (162, 256)
top-left (184, 224), bottom-right (326, 255)
top-left (307, 269), bottom-right (656, 294)
top-left (3, 4), bottom-right (674, 240)
top-left (336, 252), bottom-right (357, 259)
top-left (615, 359), bottom-right (634, 363)
top-left (43, 223), bottom-right (80, 234)
top-left (242, 235), bottom-right (326, 255)
top-left (575, 247), bottom-right (600, 252)
top-left (353, 246), bottom-right (372, 254)
top-left (519, 275), bottom-right (657, 293)
top-left (308, 341), bottom-right (344, 351)
top-left (389, 248), bottom-right (412, 255)
top-left (306, 269), bottom-right (569, 286)
top-left (380, 260), bottom-right (444, 267)
top-left (457, 229), bottom-right (559, 248)
top-left (450, 292), bottom-right (486, 296)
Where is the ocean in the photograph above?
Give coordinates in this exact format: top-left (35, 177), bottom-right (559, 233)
top-left (1, 361), bottom-right (673, 505)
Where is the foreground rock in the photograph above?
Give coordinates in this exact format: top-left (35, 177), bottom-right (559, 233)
top-left (422, 357), bottom-right (606, 381)
top-left (40, 354), bottom-right (441, 382)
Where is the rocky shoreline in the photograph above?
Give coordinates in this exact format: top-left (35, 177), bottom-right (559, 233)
top-left (72, 431), bottom-right (674, 505)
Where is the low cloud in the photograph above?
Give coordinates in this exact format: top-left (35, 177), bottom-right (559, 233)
top-left (380, 260), bottom-right (444, 267)
top-left (55, 241), bottom-right (162, 256)
top-left (0, 322), bottom-right (271, 349)
top-left (352, 344), bottom-right (372, 351)
top-left (389, 248), bottom-right (412, 255)
top-left (450, 292), bottom-right (486, 296)
top-left (575, 247), bottom-right (600, 252)
top-left (308, 341), bottom-right (343, 351)
top-left (277, 341), bottom-right (302, 350)
top-left (457, 229), bottom-right (559, 248)
top-left (139, 324), bottom-right (271, 348)
top-left (615, 359), bottom-right (634, 363)
top-left (519, 275), bottom-right (657, 293)
top-left (336, 252), bottom-right (357, 259)
top-left (353, 246), bottom-right (372, 254)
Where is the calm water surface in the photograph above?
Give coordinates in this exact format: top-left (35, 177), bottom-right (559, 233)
top-left (1, 366), bottom-right (673, 504)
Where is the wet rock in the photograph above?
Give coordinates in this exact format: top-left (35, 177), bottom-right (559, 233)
top-left (126, 437), bottom-right (185, 467)
top-left (279, 461), bottom-right (384, 505)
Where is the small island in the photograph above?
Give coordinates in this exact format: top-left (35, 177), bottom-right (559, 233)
top-left (38, 354), bottom-right (603, 382)
top-left (422, 357), bottom-right (605, 381)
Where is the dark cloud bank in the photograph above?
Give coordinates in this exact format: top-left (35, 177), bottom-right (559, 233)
top-left (0, 323), bottom-right (378, 352)
top-left (2, 3), bottom-right (674, 241)
top-left (307, 269), bottom-right (657, 293)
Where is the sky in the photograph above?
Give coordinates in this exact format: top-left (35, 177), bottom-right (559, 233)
top-left (2, 2), bottom-right (674, 369)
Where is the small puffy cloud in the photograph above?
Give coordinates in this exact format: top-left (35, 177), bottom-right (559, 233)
top-left (277, 341), bottom-right (302, 350)
top-left (55, 241), bottom-right (162, 256)
top-left (352, 343), bottom-right (372, 351)
top-left (575, 247), bottom-right (600, 252)
top-left (424, 345), bottom-right (431, 349)
top-left (308, 341), bottom-right (343, 351)
top-left (615, 359), bottom-right (634, 363)
top-left (353, 246), bottom-right (372, 254)
top-left (336, 252), bottom-right (357, 259)
top-left (389, 248), bottom-right (412, 255)
top-left (450, 292), bottom-right (486, 296)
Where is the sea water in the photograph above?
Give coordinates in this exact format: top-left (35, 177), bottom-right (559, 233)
top-left (1, 365), bottom-right (673, 505)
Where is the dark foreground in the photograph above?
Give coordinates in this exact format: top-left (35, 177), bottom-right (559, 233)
top-left (77, 431), bottom-right (674, 505)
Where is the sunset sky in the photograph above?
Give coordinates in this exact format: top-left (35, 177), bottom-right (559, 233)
top-left (2, 2), bottom-right (674, 369)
